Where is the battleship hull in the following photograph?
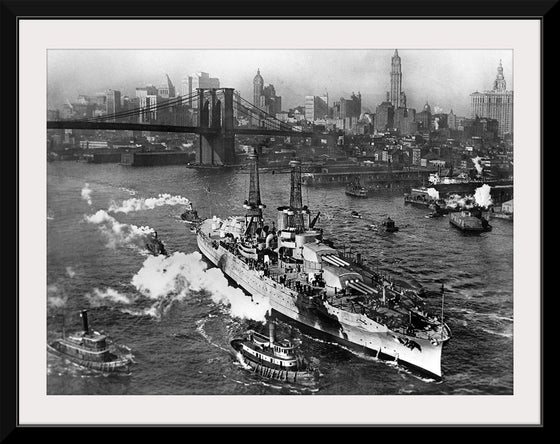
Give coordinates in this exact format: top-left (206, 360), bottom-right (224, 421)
top-left (197, 227), bottom-right (445, 380)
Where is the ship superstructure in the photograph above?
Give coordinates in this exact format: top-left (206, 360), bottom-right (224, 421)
top-left (197, 150), bottom-right (451, 379)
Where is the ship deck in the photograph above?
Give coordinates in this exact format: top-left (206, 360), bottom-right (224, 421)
top-left (200, 223), bottom-right (448, 342)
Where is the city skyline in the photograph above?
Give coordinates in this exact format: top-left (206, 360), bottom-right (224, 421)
top-left (48, 49), bottom-right (512, 117)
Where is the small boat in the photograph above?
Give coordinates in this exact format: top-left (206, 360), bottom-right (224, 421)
top-left (345, 179), bottom-right (368, 198)
top-left (370, 217), bottom-right (399, 233)
top-left (180, 203), bottom-right (203, 224)
top-left (350, 211), bottom-right (362, 219)
top-left (381, 216), bottom-right (399, 232)
top-left (449, 208), bottom-right (492, 232)
top-left (146, 231), bottom-right (167, 256)
top-left (47, 310), bottom-right (133, 373)
top-left (231, 322), bottom-right (317, 385)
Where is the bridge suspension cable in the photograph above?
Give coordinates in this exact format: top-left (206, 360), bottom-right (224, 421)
top-left (234, 95), bottom-right (300, 132)
top-left (83, 92), bottom-right (200, 122)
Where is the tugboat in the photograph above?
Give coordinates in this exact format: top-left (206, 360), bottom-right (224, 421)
top-left (345, 178), bottom-right (368, 198)
top-left (180, 203), bottom-right (203, 224)
top-left (47, 310), bottom-right (133, 373)
top-left (380, 216), bottom-right (399, 232)
top-left (350, 210), bottom-right (362, 219)
top-left (369, 216), bottom-right (400, 233)
top-left (449, 207), bottom-right (492, 233)
top-left (145, 231), bottom-right (167, 256)
top-left (231, 321), bottom-right (317, 385)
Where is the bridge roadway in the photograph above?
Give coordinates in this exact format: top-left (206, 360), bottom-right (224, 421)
top-left (47, 121), bottom-right (314, 138)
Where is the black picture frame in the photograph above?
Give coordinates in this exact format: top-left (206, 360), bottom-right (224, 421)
top-left (3, 0), bottom-right (552, 435)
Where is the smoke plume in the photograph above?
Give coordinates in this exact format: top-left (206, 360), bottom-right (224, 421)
top-left (47, 284), bottom-right (67, 308)
top-left (85, 209), bottom-right (155, 250)
top-left (471, 157), bottom-right (483, 176)
top-left (427, 188), bottom-right (440, 200)
top-left (445, 193), bottom-right (475, 209)
top-left (81, 183), bottom-right (92, 205)
top-left (474, 184), bottom-right (493, 209)
top-left (108, 194), bottom-right (190, 214)
top-left (85, 287), bottom-right (133, 307)
top-left (131, 251), bottom-right (271, 322)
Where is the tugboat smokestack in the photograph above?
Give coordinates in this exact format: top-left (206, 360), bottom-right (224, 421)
top-left (80, 310), bottom-right (89, 333)
top-left (269, 321), bottom-right (275, 345)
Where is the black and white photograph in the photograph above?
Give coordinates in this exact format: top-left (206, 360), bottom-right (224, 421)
top-left (13, 15), bottom-right (543, 426)
top-left (45, 47), bottom-right (514, 395)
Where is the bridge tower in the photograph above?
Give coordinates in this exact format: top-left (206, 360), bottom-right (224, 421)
top-left (196, 88), bottom-right (236, 166)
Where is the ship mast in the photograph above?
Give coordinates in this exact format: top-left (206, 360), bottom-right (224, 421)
top-left (243, 149), bottom-right (265, 236)
top-left (288, 159), bottom-right (310, 232)
top-left (441, 283), bottom-right (445, 340)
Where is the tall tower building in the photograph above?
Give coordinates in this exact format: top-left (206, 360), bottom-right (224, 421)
top-left (470, 60), bottom-right (513, 137)
top-left (253, 69), bottom-right (264, 108)
top-left (158, 74), bottom-right (176, 99)
top-left (390, 49), bottom-right (403, 109)
top-left (105, 89), bottom-right (121, 120)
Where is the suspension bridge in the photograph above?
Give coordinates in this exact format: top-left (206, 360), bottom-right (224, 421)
top-left (47, 88), bottom-right (319, 166)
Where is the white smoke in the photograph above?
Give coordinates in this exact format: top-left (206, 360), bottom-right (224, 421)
top-left (108, 194), bottom-right (190, 214)
top-left (445, 193), bottom-right (475, 209)
top-left (81, 183), bottom-right (92, 205)
top-left (474, 184), bottom-right (493, 209)
top-left (85, 209), bottom-right (155, 250)
top-left (471, 157), bottom-right (483, 176)
top-left (65, 266), bottom-right (76, 278)
top-left (131, 251), bottom-right (271, 322)
top-left (427, 188), bottom-right (440, 200)
top-left (85, 287), bottom-right (133, 307)
top-left (434, 117), bottom-right (439, 130)
top-left (47, 284), bottom-right (67, 308)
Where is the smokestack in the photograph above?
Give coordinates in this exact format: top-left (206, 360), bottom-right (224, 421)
top-left (289, 159), bottom-right (304, 231)
top-left (268, 321), bottom-right (275, 345)
top-left (80, 310), bottom-right (89, 333)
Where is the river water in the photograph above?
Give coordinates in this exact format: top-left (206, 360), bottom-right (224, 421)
top-left (46, 161), bottom-right (513, 395)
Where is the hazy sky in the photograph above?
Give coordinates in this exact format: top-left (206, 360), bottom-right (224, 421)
top-left (47, 49), bottom-right (513, 116)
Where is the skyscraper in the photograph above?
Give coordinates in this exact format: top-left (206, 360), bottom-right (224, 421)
top-left (105, 89), bottom-right (121, 119)
top-left (181, 72), bottom-right (220, 106)
top-left (158, 74), bottom-right (176, 99)
top-left (375, 93), bottom-right (394, 131)
top-left (305, 95), bottom-right (328, 122)
top-left (252, 69), bottom-right (282, 117)
top-left (253, 69), bottom-right (264, 108)
top-left (136, 85), bottom-right (159, 123)
top-left (390, 49), bottom-right (403, 109)
top-left (470, 60), bottom-right (513, 138)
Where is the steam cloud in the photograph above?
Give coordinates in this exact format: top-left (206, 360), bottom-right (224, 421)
top-left (108, 194), bottom-right (190, 214)
top-left (131, 251), bottom-right (271, 322)
top-left (474, 184), bottom-right (493, 209)
top-left (85, 209), bottom-right (155, 250)
top-left (427, 188), bottom-right (440, 200)
top-left (81, 183), bottom-right (92, 205)
top-left (471, 157), bottom-right (483, 176)
top-left (445, 193), bottom-right (475, 209)
top-left (47, 284), bottom-right (67, 308)
top-left (85, 287), bottom-right (133, 307)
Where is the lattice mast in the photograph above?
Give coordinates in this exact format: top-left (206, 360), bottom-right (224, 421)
top-left (289, 160), bottom-right (309, 232)
top-left (243, 149), bottom-right (265, 235)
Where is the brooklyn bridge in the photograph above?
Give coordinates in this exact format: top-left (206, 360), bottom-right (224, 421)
top-left (47, 88), bottom-right (318, 166)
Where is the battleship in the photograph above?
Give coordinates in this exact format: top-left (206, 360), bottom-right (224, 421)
top-left (197, 151), bottom-right (451, 380)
